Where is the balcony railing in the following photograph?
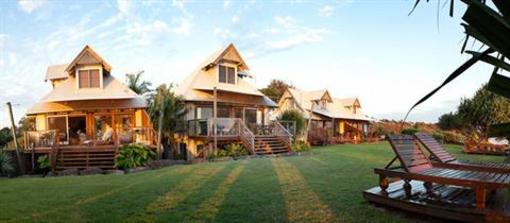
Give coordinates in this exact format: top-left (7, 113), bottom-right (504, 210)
top-left (25, 126), bottom-right (157, 150)
top-left (24, 130), bottom-right (59, 149)
top-left (188, 118), bottom-right (242, 137)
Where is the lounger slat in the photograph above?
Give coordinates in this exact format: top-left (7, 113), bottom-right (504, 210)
top-left (415, 133), bottom-right (456, 163)
top-left (415, 133), bottom-right (510, 174)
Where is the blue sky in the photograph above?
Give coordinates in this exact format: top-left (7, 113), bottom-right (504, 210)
top-left (0, 0), bottom-right (496, 127)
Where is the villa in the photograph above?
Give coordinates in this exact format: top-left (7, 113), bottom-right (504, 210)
top-left (175, 43), bottom-right (292, 159)
top-left (277, 88), bottom-right (371, 145)
top-left (24, 45), bottom-right (156, 171)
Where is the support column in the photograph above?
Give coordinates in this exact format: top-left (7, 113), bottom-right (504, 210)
top-left (475, 187), bottom-right (486, 209)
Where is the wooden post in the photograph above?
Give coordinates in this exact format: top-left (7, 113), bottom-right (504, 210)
top-left (6, 102), bottom-right (24, 174)
top-left (304, 101), bottom-right (315, 144)
top-left (475, 187), bottom-right (486, 209)
top-left (379, 175), bottom-right (389, 196)
top-left (403, 179), bottom-right (412, 199)
top-left (213, 87), bottom-right (218, 153)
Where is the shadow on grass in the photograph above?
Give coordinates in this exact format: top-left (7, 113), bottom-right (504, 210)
top-left (7, 165), bottom-right (199, 222)
top-left (125, 163), bottom-right (232, 222)
top-left (214, 158), bottom-right (289, 222)
top-left (284, 144), bottom-right (409, 222)
top-left (166, 161), bottom-right (248, 222)
top-left (272, 158), bottom-right (336, 223)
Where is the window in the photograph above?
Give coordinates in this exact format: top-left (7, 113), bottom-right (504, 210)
top-left (217, 107), bottom-right (230, 118)
top-left (78, 69), bottom-right (100, 88)
top-left (218, 65), bottom-right (236, 84)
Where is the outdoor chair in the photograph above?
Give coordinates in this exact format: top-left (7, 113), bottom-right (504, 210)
top-left (375, 134), bottom-right (510, 209)
top-left (415, 132), bottom-right (510, 173)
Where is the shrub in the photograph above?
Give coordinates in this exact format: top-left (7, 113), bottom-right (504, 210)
top-left (225, 143), bottom-right (248, 158)
top-left (401, 128), bottom-right (419, 136)
top-left (431, 131), bottom-right (445, 143)
top-left (277, 109), bottom-right (306, 136)
top-left (292, 140), bottom-right (311, 153)
top-left (115, 144), bottom-right (157, 169)
top-left (0, 151), bottom-right (13, 175)
top-left (206, 149), bottom-right (228, 161)
top-left (37, 155), bottom-right (51, 175)
top-left (207, 143), bottom-right (249, 161)
top-left (442, 131), bottom-right (466, 145)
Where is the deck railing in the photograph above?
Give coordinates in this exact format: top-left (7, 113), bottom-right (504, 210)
top-left (239, 120), bottom-right (255, 154)
top-left (270, 121), bottom-right (293, 150)
top-left (24, 130), bottom-right (59, 149)
top-left (132, 127), bottom-right (157, 146)
top-left (188, 118), bottom-right (242, 137)
top-left (278, 121), bottom-right (297, 137)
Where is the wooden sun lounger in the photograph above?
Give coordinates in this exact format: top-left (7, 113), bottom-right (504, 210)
top-left (375, 135), bottom-right (510, 209)
top-left (415, 132), bottom-right (510, 173)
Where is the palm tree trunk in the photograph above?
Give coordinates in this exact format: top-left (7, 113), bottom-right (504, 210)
top-left (156, 99), bottom-right (165, 159)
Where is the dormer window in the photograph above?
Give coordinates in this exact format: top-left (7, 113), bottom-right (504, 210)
top-left (218, 65), bottom-right (236, 84)
top-left (78, 69), bottom-right (101, 88)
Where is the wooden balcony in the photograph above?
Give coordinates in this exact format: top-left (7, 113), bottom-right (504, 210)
top-left (23, 127), bottom-right (156, 171)
top-left (186, 118), bottom-right (293, 154)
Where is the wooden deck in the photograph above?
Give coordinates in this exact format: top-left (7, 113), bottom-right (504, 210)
top-left (363, 180), bottom-right (510, 222)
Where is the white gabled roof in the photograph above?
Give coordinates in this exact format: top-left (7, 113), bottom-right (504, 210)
top-left (175, 43), bottom-right (276, 107)
top-left (45, 64), bottom-right (69, 81)
top-left (284, 88), bottom-right (371, 121)
top-left (39, 75), bottom-right (140, 102)
top-left (27, 45), bottom-right (147, 115)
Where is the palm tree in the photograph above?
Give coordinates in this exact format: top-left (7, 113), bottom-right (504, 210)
top-left (125, 70), bottom-right (152, 95)
top-left (148, 84), bottom-right (187, 159)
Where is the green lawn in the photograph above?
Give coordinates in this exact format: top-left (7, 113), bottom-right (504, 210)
top-left (0, 143), bottom-right (505, 223)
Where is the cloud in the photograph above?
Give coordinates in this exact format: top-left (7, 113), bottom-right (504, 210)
top-left (264, 16), bottom-right (330, 52)
top-left (18, 0), bottom-right (46, 13)
top-left (172, 0), bottom-right (191, 16)
top-left (275, 16), bottom-right (295, 28)
top-left (232, 15), bottom-right (240, 24)
top-left (0, 34), bottom-right (7, 51)
top-left (172, 18), bottom-right (192, 35)
top-left (318, 5), bottom-right (335, 17)
top-left (9, 53), bottom-right (17, 66)
top-left (127, 20), bottom-right (169, 46)
top-left (214, 27), bottom-right (238, 40)
top-left (265, 27), bottom-right (329, 51)
top-left (224, 0), bottom-right (230, 8)
top-left (117, 0), bottom-right (132, 15)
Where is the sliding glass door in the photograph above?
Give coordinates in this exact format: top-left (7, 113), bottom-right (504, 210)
top-left (47, 116), bottom-right (68, 145)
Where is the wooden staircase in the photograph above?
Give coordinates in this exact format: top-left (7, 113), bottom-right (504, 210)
top-left (54, 147), bottom-right (117, 170)
top-left (254, 136), bottom-right (291, 155)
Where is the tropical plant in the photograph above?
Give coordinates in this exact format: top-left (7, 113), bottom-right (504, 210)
top-left (148, 84), bottom-right (187, 159)
top-left (125, 70), bottom-right (152, 95)
top-left (406, 0), bottom-right (510, 139)
top-left (206, 149), bottom-right (228, 161)
top-left (0, 127), bottom-right (12, 148)
top-left (0, 150), bottom-right (14, 175)
top-left (277, 109), bottom-right (306, 136)
top-left (225, 143), bottom-right (249, 158)
top-left (114, 144), bottom-right (157, 169)
top-left (292, 140), bottom-right (311, 153)
top-left (37, 155), bottom-right (51, 175)
top-left (259, 79), bottom-right (294, 102)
